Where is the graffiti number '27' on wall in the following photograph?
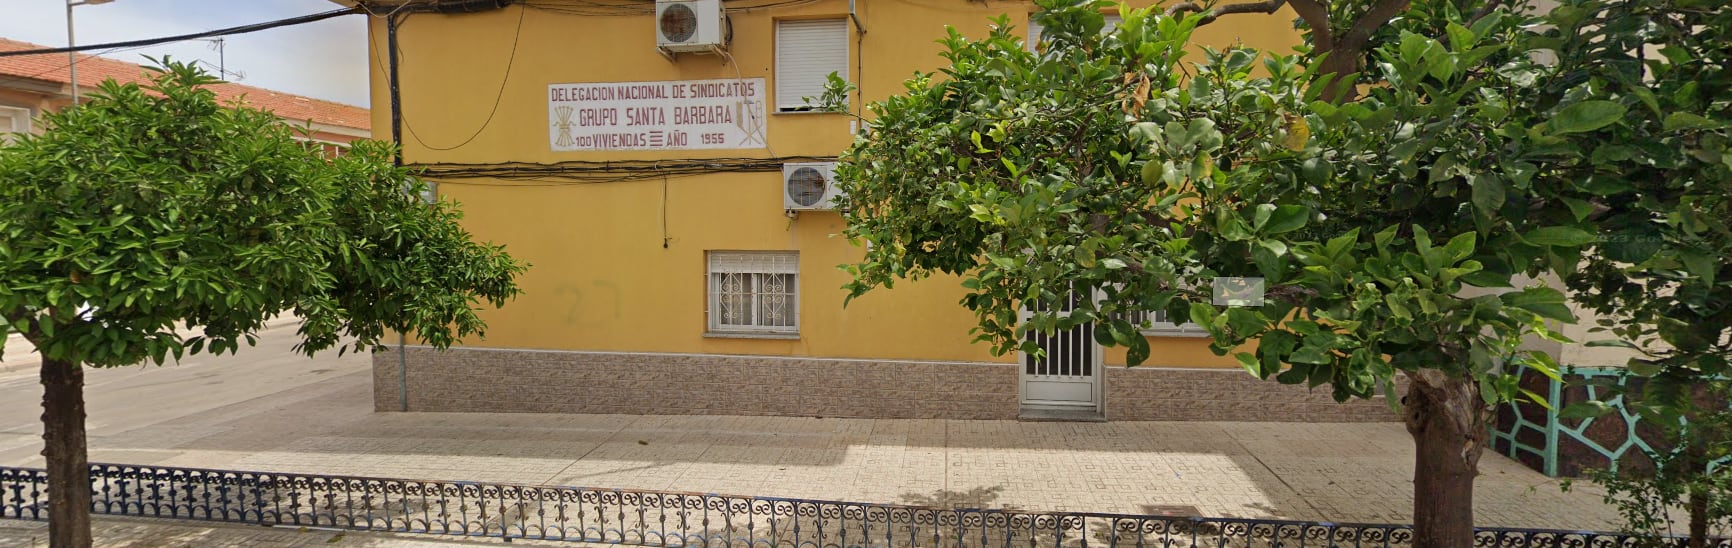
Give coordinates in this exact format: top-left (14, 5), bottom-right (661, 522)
top-left (548, 78), bottom-right (768, 151)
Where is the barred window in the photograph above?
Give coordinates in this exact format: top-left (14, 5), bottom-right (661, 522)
top-left (1115, 308), bottom-right (1207, 337)
top-left (708, 251), bottom-right (799, 334)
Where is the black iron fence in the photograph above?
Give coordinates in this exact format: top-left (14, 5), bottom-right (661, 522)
top-left (0, 463), bottom-right (1723, 547)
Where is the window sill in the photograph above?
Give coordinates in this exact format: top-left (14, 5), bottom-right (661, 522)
top-left (704, 331), bottom-right (802, 340)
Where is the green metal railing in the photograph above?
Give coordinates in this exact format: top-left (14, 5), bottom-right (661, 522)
top-left (1491, 366), bottom-right (1661, 477)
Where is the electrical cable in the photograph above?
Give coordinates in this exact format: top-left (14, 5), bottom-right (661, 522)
top-left (719, 48), bottom-right (774, 154)
top-left (661, 173), bottom-right (672, 248)
top-left (0, 8), bottom-right (363, 58)
top-left (520, 0), bottom-right (822, 17)
top-left (401, 4), bottom-right (526, 151)
top-left (0, 41), bottom-right (193, 86)
top-left (410, 157), bottom-right (836, 185)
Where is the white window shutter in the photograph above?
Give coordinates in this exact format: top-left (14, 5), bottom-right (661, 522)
top-left (775, 19), bottom-right (848, 111)
top-left (0, 106), bottom-right (30, 142)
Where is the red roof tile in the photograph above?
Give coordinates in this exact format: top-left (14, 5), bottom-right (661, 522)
top-left (0, 37), bottom-right (369, 133)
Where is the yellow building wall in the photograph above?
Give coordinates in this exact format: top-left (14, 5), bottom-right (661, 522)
top-left (366, 0), bottom-right (1303, 366)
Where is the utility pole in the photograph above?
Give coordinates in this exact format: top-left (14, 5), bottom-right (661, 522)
top-left (65, 0), bottom-right (116, 106)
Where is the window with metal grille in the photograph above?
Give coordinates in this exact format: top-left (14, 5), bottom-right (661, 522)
top-left (708, 251), bottom-right (799, 334)
top-left (1026, 13), bottom-right (1120, 52)
top-left (775, 19), bottom-right (848, 112)
top-left (1115, 308), bottom-right (1207, 337)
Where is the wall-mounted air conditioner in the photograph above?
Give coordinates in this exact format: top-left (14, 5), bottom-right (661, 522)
top-left (656, 0), bottom-right (728, 54)
top-left (783, 162), bottom-right (842, 211)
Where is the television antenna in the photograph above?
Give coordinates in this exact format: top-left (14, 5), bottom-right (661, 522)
top-left (191, 38), bottom-right (244, 81)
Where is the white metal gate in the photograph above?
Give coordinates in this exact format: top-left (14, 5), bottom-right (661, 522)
top-left (1018, 286), bottom-right (1104, 412)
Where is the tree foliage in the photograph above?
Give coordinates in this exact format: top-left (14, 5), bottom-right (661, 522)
top-left (0, 61), bottom-right (526, 547)
top-left (0, 61), bottom-right (526, 362)
top-left (838, 0), bottom-right (1574, 400)
top-left (1534, 0), bottom-right (1732, 544)
top-left (1552, 0), bottom-right (1732, 424)
top-left (834, 0), bottom-right (1597, 543)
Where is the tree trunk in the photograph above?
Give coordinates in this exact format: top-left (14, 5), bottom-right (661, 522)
top-left (1404, 370), bottom-right (1487, 548)
top-left (1683, 381), bottom-right (1722, 548)
top-left (1688, 488), bottom-right (1708, 548)
top-left (1317, 49), bottom-right (1364, 104)
top-left (40, 357), bottom-right (92, 548)
top-left (1685, 428), bottom-right (1710, 548)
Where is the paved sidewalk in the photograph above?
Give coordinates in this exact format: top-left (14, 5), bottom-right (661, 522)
top-left (0, 325), bottom-right (1627, 536)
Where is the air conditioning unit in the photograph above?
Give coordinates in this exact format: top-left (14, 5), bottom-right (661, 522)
top-left (783, 162), bottom-right (842, 211)
top-left (656, 0), bottom-right (727, 53)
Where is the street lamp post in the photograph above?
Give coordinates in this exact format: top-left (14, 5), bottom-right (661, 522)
top-left (66, 0), bottom-right (115, 106)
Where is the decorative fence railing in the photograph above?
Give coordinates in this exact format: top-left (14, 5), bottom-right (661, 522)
top-left (2, 463), bottom-right (1726, 547)
top-left (1492, 366), bottom-right (1655, 477)
top-left (1493, 365), bottom-right (1731, 478)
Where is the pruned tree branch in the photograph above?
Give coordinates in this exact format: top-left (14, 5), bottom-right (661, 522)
top-left (1465, 0), bottom-right (1504, 27)
top-left (1165, 0), bottom-right (1289, 26)
top-left (1287, 0), bottom-right (1334, 52)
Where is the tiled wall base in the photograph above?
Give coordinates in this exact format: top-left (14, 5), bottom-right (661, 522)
top-left (374, 347), bottom-right (1399, 422)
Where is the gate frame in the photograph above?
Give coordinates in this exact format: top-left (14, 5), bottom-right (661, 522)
top-left (1016, 286), bottom-right (1106, 417)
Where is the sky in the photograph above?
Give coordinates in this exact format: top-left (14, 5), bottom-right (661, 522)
top-left (0, 0), bottom-right (370, 107)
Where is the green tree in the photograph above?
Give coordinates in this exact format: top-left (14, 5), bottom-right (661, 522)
top-left (1541, 0), bottom-right (1732, 545)
top-left (833, 1), bottom-right (1589, 545)
top-left (0, 62), bottom-right (526, 547)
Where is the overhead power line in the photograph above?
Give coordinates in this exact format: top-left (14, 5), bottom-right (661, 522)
top-left (0, 8), bottom-right (364, 58)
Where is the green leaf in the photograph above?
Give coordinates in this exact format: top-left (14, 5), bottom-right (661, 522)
top-left (1252, 204), bottom-right (1276, 231)
top-left (1559, 197), bottom-right (1595, 221)
top-left (1125, 338), bottom-right (1150, 366)
top-left (1235, 352), bottom-right (1260, 377)
top-left (1442, 232), bottom-right (1475, 261)
top-left (1549, 100), bottom-right (1626, 134)
top-left (1500, 286), bottom-right (1576, 322)
top-left (1140, 160), bottom-right (1163, 186)
top-left (1519, 388), bottom-right (1552, 410)
top-left (1663, 112), bottom-right (1721, 131)
top-left (1445, 23), bottom-right (1475, 53)
top-left (1251, 241), bottom-right (1287, 281)
top-left (1558, 401), bottom-right (1611, 419)
top-left (1188, 302), bottom-right (1217, 332)
top-left (1225, 308), bottom-right (1266, 337)
top-left (1470, 175), bottom-right (1505, 214)
top-left (1681, 249), bottom-right (1717, 286)
top-left (1074, 247), bottom-right (1098, 268)
top-left (1601, 225), bottom-right (1663, 264)
top-left (1262, 205), bottom-right (1309, 235)
top-left (1290, 345), bottom-right (1332, 365)
top-left (1521, 226), bottom-right (1598, 247)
